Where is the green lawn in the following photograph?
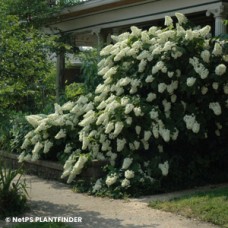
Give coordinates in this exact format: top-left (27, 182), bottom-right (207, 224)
top-left (149, 186), bottom-right (228, 227)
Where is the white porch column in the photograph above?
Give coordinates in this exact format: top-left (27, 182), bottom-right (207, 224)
top-left (92, 28), bottom-right (103, 49)
top-left (206, 5), bottom-right (228, 36)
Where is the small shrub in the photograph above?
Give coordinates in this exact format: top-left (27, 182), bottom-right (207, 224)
top-left (0, 162), bottom-right (28, 218)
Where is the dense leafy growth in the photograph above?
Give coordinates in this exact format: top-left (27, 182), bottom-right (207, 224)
top-left (19, 14), bottom-right (228, 198)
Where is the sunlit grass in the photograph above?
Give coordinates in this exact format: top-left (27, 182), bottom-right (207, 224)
top-left (149, 186), bottom-right (228, 227)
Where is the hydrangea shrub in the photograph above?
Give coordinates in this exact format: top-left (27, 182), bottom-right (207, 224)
top-left (19, 13), bottom-right (228, 197)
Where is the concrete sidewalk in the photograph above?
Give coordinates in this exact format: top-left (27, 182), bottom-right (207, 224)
top-left (1, 175), bottom-right (219, 228)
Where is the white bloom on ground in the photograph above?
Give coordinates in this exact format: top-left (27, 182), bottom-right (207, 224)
top-left (200, 50), bottom-right (210, 63)
top-left (164, 16), bottom-right (173, 27)
top-left (55, 129), bottom-right (66, 139)
top-left (186, 77), bottom-right (196, 87)
top-left (215, 64), bottom-right (226, 76)
top-left (105, 173), bottom-right (118, 187)
top-left (146, 93), bottom-right (157, 102)
top-left (209, 102), bottom-right (222, 115)
top-left (125, 170), bottom-right (135, 179)
top-left (212, 42), bottom-right (222, 56)
top-left (92, 178), bottom-right (103, 193)
top-left (113, 122), bottom-right (124, 137)
top-left (212, 82), bottom-right (219, 90)
top-left (117, 138), bottom-right (127, 152)
top-left (43, 140), bottom-right (53, 154)
top-left (158, 161), bottom-right (169, 176)
top-left (122, 158), bottom-right (133, 169)
top-left (121, 178), bottom-right (130, 188)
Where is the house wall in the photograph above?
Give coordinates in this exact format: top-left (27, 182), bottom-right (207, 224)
top-left (48, 0), bottom-right (227, 37)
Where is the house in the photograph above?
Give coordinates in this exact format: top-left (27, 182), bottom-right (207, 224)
top-left (47, 0), bottom-right (228, 90)
top-left (49, 0), bottom-right (228, 46)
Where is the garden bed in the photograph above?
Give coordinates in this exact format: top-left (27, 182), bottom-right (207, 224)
top-left (0, 151), bottom-right (106, 181)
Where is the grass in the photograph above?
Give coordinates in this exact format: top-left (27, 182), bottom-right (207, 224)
top-left (5, 222), bottom-right (72, 228)
top-left (149, 186), bottom-right (228, 227)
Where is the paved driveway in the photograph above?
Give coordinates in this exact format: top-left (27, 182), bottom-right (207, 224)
top-left (1, 175), bottom-right (219, 228)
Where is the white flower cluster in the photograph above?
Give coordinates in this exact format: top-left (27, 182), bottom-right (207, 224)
top-left (183, 114), bottom-right (200, 133)
top-left (158, 161), bottom-right (169, 176)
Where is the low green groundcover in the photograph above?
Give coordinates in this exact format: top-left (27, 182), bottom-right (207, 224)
top-left (149, 186), bottom-right (228, 227)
